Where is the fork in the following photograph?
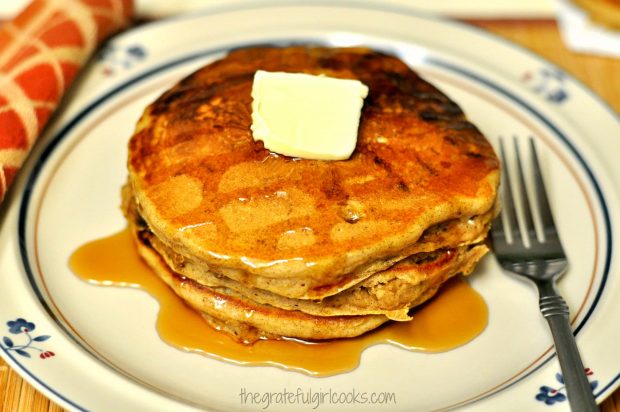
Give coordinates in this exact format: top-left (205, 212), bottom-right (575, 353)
top-left (490, 136), bottom-right (599, 412)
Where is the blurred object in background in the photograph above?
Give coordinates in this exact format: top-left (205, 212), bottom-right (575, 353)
top-left (0, 0), bottom-right (557, 20)
top-left (557, 0), bottom-right (620, 57)
top-left (572, 0), bottom-right (620, 29)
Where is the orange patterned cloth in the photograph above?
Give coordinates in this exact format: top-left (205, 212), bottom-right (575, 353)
top-left (0, 0), bottom-right (133, 202)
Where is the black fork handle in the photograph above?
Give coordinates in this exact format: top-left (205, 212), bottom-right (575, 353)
top-left (537, 281), bottom-right (599, 412)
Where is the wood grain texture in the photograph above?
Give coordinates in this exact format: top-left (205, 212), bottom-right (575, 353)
top-left (0, 357), bottom-right (64, 411)
top-left (0, 17), bottom-right (619, 412)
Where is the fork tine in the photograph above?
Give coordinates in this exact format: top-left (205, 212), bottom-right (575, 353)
top-left (513, 137), bottom-right (538, 245)
top-left (491, 207), bottom-right (508, 247)
top-left (497, 137), bottom-right (522, 245)
top-left (529, 137), bottom-right (559, 241)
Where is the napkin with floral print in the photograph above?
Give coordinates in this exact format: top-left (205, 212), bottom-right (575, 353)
top-left (0, 0), bottom-right (133, 203)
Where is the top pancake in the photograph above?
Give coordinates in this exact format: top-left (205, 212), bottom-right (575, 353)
top-left (128, 46), bottom-right (499, 285)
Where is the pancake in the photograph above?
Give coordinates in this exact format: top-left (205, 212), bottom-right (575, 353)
top-left (127, 46), bottom-right (499, 300)
top-left (573, 0), bottom-right (620, 29)
top-left (124, 187), bottom-right (488, 321)
top-left (123, 181), bottom-right (494, 300)
top-left (131, 220), bottom-right (390, 342)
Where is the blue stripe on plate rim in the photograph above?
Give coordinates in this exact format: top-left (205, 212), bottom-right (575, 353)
top-left (6, 30), bottom-right (616, 412)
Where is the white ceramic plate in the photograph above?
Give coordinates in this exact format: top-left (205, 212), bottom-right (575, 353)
top-left (1, 3), bottom-right (619, 411)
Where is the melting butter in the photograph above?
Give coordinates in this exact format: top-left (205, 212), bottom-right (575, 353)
top-left (251, 70), bottom-right (368, 160)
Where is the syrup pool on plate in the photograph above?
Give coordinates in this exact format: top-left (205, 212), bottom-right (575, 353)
top-left (69, 228), bottom-right (488, 376)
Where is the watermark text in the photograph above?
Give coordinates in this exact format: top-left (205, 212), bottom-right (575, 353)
top-left (239, 387), bottom-right (397, 409)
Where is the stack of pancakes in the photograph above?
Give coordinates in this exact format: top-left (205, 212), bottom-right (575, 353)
top-left (123, 47), bottom-right (499, 343)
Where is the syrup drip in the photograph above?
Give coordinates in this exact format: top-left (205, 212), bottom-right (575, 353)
top-left (69, 228), bottom-right (488, 376)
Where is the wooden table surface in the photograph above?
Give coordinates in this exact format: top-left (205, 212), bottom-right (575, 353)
top-left (1, 15), bottom-right (619, 412)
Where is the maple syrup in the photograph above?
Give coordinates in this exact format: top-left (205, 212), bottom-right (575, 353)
top-left (69, 228), bottom-right (488, 376)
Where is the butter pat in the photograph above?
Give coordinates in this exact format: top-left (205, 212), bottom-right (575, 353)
top-left (251, 70), bottom-right (369, 160)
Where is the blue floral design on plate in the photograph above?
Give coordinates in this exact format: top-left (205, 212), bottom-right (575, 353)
top-left (535, 369), bottom-right (598, 406)
top-left (521, 67), bottom-right (569, 104)
top-left (98, 43), bottom-right (148, 76)
top-left (1, 318), bottom-right (54, 359)
top-left (536, 385), bottom-right (567, 405)
top-left (7, 318), bottom-right (35, 334)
